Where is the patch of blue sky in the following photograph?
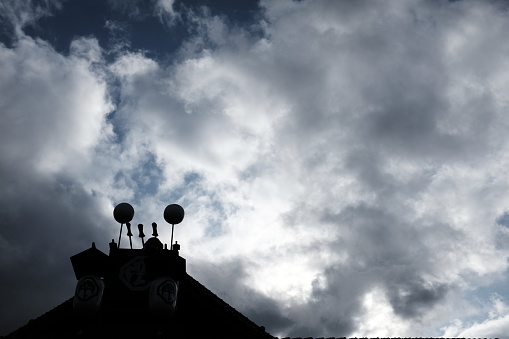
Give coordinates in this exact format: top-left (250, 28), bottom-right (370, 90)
top-left (104, 112), bottom-right (122, 145)
top-left (165, 171), bottom-right (204, 204)
top-left (496, 211), bottom-right (509, 228)
top-left (104, 106), bottom-right (127, 145)
top-left (494, 211), bottom-right (509, 251)
top-left (131, 154), bottom-right (164, 202)
top-left (163, 171), bottom-right (231, 238)
top-left (0, 0), bottom-right (264, 60)
top-left (462, 275), bottom-right (509, 323)
top-left (104, 93), bottom-right (143, 146)
top-left (23, 0), bottom-right (112, 56)
top-left (203, 198), bottom-right (228, 238)
top-left (112, 152), bottom-right (163, 203)
top-left (470, 277), bottom-right (509, 303)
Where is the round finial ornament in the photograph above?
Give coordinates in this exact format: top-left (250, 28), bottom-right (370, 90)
top-left (164, 204), bottom-right (185, 225)
top-left (113, 203), bottom-right (134, 224)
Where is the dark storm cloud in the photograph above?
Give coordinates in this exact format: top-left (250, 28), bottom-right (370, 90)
top-left (279, 204), bottom-right (457, 336)
top-left (268, 4), bottom-right (468, 163)
top-left (263, 1), bottom-right (505, 175)
top-left (285, 269), bottom-right (367, 337)
top-left (387, 278), bottom-right (449, 318)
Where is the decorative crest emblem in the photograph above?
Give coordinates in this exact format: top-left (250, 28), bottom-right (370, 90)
top-left (119, 256), bottom-right (148, 291)
top-left (75, 277), bottom-right (99, 301)
top-left (156, 279), bottom-right (178, 304)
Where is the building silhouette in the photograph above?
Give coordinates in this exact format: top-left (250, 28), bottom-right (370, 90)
top-left (6, 203), bottom-right (275, 339)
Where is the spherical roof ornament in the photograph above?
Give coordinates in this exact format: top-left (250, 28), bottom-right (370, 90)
top-left (113, 203), bottom-right (134, 224)
top-left (163, 204), bottom-right (185, 225)
top-left (113, 203), bottom-right (135, 248)
top-left (164, 204), bottom-right (185, 250)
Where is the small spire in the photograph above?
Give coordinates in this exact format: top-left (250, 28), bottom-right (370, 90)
top-left (138, 224), bottom-right (145, 248)
top-left (152, 222), bottom-right (158, 237)
top-left (138, 224), bottom-right (145, 238)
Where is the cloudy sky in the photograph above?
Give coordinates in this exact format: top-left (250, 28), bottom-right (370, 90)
top-left (3, 0), bottom-right (509, 337)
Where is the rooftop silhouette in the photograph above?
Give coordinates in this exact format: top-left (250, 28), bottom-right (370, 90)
top-left (4, 203), bottom-right (500, 339)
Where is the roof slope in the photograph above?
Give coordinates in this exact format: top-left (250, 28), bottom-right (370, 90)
top-left (5, 273), bottom-right (275, 339)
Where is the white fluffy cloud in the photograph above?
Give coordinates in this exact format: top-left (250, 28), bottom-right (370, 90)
top-left (0, 36), bottom-right (112, 175)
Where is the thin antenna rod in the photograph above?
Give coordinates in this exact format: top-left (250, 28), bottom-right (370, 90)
top-left (118, 223), bottom-right (123, 248)
top-left (170, 224), bottom-right (175, 250)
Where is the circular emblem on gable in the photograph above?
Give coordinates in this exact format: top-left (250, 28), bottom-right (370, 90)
top-left (156, 279), bottom-right (177, 304)
top-left (119, 256), bottom-right (148, 291)
top-left (76, 277), bottom-right (99, 301)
